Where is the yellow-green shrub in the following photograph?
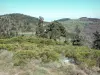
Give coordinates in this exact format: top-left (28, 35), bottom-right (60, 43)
top-left (39, 49), bottom-right (60, 63)
top-left (20, 43), bottom-right (38, 50)
top-left (9, 36), bottom-right (26, 43)
top-left (13, 49), bottom-right (60, 66)
top-left (27, 37), bottom-right (56, 45)
top-left (13, 50), bottom-right (39, 66)
top-left (64, 46), bottom-right (99, 67)
top-left (0, 44), bottom-right (17, 51)
top-left (0, 39), bottom-right (11, 44)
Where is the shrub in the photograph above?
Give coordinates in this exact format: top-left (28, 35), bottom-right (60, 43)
top-left (39, 39), bottom-right (55, 45)
top-left (92, 50), bottom-right (100, 67)
top-left (20, 43), bottom-right (37, 50)
top-left (10, 36), bottom-right (26, 43)
top-left (13, 50), bottom-right (39, 66)
top-left (39, 49), bottom-right (60, 63)
top-left (64, 46), bottom-right (99, 67)
top-left (0, 39), bottom-right (12, 44)
top-left (0, 44), bottom-right (17, 51)
top-left (13, 49), bottom-right (60, 66)
top-left (26, 37), bottom-right (40, 43)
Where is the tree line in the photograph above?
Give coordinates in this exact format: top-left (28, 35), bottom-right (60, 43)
top-left (0, 15), bottom-right (100, 50)
top-left (36, 16), bottom-right (100, 50)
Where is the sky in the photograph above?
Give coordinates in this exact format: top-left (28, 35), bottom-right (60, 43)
top-left (0, 0), bottom-right (100, 21)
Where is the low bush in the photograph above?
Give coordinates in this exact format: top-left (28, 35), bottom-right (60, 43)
top-left (13, 50), bottom-right (39, 66)
top-left (27, 37), bottom-right (56, 45)
top-left (0, 39), bottom-right (11, 44)
top-left (39, 49), bottom-right (60, 63)
top-left (64, 46), bottom-right (100, 67)
top-left (10, 36), bottom-right (26, 43)
top-left (0, 44), bottom-right (17, 51)
top-left (13, 49), bottom-right (60, 66)
top-left (0, 36), bottom-right (100, 68)
top-left (26, 37), bottom-right (40, 43)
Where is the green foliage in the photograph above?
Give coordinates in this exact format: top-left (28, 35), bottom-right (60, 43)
top-left (40, 49), bottom-right (59, 63)
top-left (13, 50), bottom-right (39, 66)
top-left (27, 37), bottom-right (56, 45)
top-left (0, 36), bottom-right (100, 67)
top-left (44, 21), bottom-right (67, 40)
top-left (0, 39), bottom-right (10, 44)
top-left (0, 44), bottom-right (17, 51)
top-left (9, 36), bottom-right (26, 43)
top-left (13, 49), bottom-right (60, 66)
top-left (64, 46), bottom-right (100, 67)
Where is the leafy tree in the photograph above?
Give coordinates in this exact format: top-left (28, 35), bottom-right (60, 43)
top-left (44, 21), bottom-right (67, 41)
top-left (92, 31), bottom-right (100, 49)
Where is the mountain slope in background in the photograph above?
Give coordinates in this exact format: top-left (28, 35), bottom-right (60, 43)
top-left (56, 18), bottom-right (70, 22)
top-left (82, 23), bottom-right (100, 46)
top-left (0, 13), bottom-right (100, 38)
top-left (57, 17), bottom-right (100, 33)
top-left (0, 13), bottom-right (39, 32)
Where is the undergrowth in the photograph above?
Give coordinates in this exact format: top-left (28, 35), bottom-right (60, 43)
top-left (0, 36), bottom-right (100, 68)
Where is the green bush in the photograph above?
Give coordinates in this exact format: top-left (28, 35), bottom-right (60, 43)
top-left (64, 46), bottom-right (100, 67)
top-left (64, 45), bottom-right (76, 58)
top-left (0, 44), bottom-right (17, 51)
top-left (10, 36), bottom-right (26, 43)
top-left (0, 36), bottom-right (100, 68)
top-left (92, 50), bottom-right (100, 67)
top-left (0, 36), bottom-right (27, 44)
top-left (13, 49), bottom-right (60, 66)
top-left (0, 39), bottom-right (11, 44)
top-left (27, 37), bottom-right (56, 45)
top-left (13, 50), bottom-right (39, 66)
top-left (20, 43), bottom-right (37, 50)
top-left (26, 37), bottom-right (40, 43)
top-left (39, 39), bottom-right (55, 45)
top-left (39, 49), bottom-right (59, 63)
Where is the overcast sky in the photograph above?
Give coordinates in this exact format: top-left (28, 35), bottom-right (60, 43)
top-left (0, 0), bottom-right (100, 21)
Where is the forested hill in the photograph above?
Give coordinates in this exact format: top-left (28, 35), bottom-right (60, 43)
top-left (0, 13), bottom-right (100, 36)
top-left (56, 17), bottom-right (100, 33)
top-left (0, 13), bottom-right (39, 32)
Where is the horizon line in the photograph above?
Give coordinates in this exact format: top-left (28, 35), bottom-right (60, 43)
top-left (0, 13), bottom-right (100, 22)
